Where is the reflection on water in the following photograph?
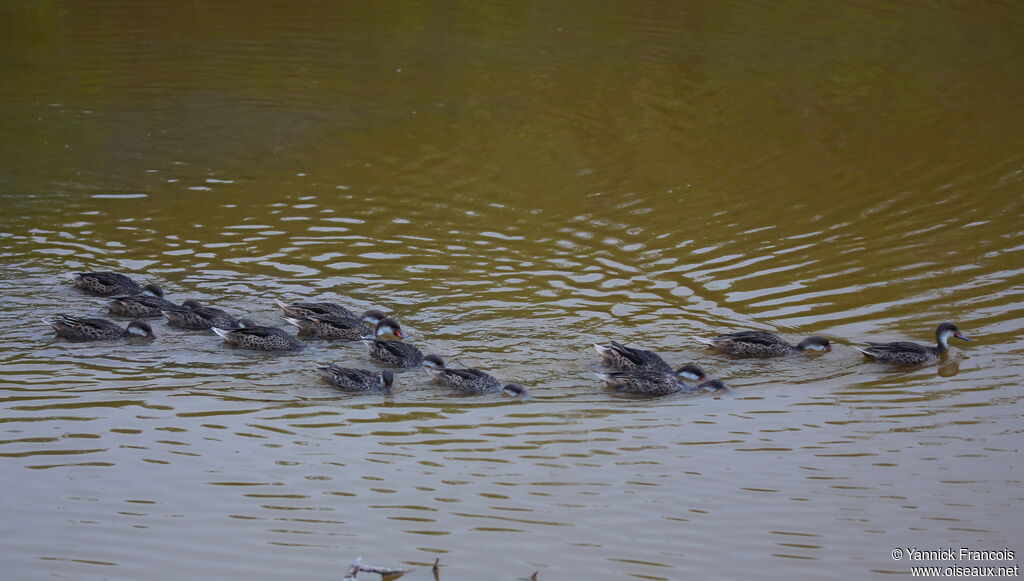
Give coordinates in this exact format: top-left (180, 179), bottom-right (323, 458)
top-left (1, 1), bottom-right (1023, 579)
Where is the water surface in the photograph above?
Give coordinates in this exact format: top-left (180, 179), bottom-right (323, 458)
top-left (1, 1), bottom-right (1023, 579)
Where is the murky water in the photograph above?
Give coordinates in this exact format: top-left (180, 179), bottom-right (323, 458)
top-left (2, 1), bottom-right (1023, 579)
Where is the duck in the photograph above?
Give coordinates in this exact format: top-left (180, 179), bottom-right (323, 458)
top-left (48, 315), bottom-right (156, 341)
top-left (422, 354), bottom-right (528, 396)
top-left (284, 309), bottom-right (387, 340)
top-left (593, 364), bottom-right (713, 396)
top-left (275, 299), bottom-right (356, 320)
top-left (72, 271), bottom-right (144, 296)
top-left (593, 341), bottom-right (672, 372)
top-left (106, 285), bottom-right (177, 318)
top-left (361, 317), bottom-right (423, 367)
top-left (855, 322), bottom-right (970, 365)
top-left (696, 330), bottom-right (831, 357)
top-left (212, 322), bottom-right (303, 351)
top-left (163, 300), bottom-right (241, 330)
top-left (316, 365), bottom-right (395, 393)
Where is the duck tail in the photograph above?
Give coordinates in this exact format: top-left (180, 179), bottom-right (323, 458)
top-left (211, 327), bottom-right (232, 340)
top-left (694, 337), bottom-right (716, 347)
top-left (853, 346), bottom-right (875, 359)
top-left (274, 298), bottom-right (291, 309)
top-left (284, 317), bottom-right (306, 328)
top-left (593, 343), bottom-right (612, 357)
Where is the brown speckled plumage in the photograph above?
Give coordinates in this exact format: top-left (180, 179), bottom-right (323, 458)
top-left (276, 299), bottom-right (356, 320)
top-left (212, 325), bottom-right (303, 351)
top-left (593, 341), bottom-right (672, 372)
top-left (72, 272), bottom-right (143, 296)
top-left (856, 322), bottom-right (970, 365)
top-left (697, 331), bottom-right (831, 357)
top-left (49, 315), bottom-right (155, 341)
top-left (317, 365), bottom-right (395, 392)
top-left (163, 300), bottom-right (240, 330)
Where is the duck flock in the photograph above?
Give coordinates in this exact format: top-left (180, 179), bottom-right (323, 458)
top-left (49, 271), bottom-right (973, 397)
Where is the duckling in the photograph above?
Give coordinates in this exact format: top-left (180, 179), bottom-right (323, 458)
top-left (422, 354), bottom-right (528, 396)
top-left (316, 365), bottom-right (395, 393)
top-left (855, 322), bottom-right (971, 365)
top-left (211, 323), bottom-right (303, 351)
top-left (72, 271), bottom-right (143, 296)
top-left (593, 364), bottom-right (709, 396)
top-left (593, 341), bottom-right (672, 372)
top-left (275, 299), bottom-right (356, 320)
top-left (696, 331), bottom-right (831, 357)
top-left (361, 317), bottom-right (423, 367)
top-left (162, 300), bottom-right (241, 330)
top-left (106, 285), bottom-right (177, 318)
top-left (284, 309), bottom-right (387, 340)
top-left (48, 315), bottom-right (156, 341)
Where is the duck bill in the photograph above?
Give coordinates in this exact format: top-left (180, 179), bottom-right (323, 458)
top-left (954, 332), bottom-right (971, 341)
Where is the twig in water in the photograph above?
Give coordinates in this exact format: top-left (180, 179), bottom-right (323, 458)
top-left (342, 557), bottom-right (409, 581)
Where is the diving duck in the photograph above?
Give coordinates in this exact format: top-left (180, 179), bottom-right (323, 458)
top-left (696, 331), bottom-right (831, 357)
top-left (285, 309), bottom-right (387, 340)
top-left (316, 365), bottom-right (395, 393)
top-left (422, 354), bottom-right (528, 396)
top-left (163, 300), bottom-right (241, 330)
top-left (361, 317), bottom-right (423, 367)
top-left (72, 271), bottom-right (144, 296)
top-left (593, 341), bottom-right (672, 372)
top-left (48, 315), bottom-right (156, 341)
top-left (275, 299), bottom-right (356, 320)
top-left (594, 364), bottom-right (714, 396)
top-left (212, 323), bottom-right (303, 351)
top-left (106, 285), bottom-right (177, 318)
top-left (855, 322), bottom-right (970, 365)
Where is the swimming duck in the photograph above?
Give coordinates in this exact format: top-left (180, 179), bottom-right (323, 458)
top-left (593, 341), bottom-right (672, 372)
top-left (48, 315), bottom-right (156, 341)
top-left (285, 309), bottom-right (387, 340)
top-left (696, 331), bottom-right (831, 357)
top-left (106, 285), bottom-right (177, 318)
top-left (316, 365), bottom-right (395, 393)
top-left (593, 364), bottom-right (711, 396)
top-left (361, 317), bottom-right (423, 367)
top-left (855, 322), bottom-right (970, 365)
top-left (163, 300), bottom-right (241, 330)
top-left (422, 354), bottom-right (528, 396)
top-left (275, 299), bottom-right (356, 320)
top-left (72, 271), bottom-right (144, 296)
top-left (212, 323), bottom-right (303, 351)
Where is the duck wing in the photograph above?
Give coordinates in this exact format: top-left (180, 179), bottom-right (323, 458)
top-left (716, 331), bottom-right (785, 346)
top-left (863, 341), bottom-right (931, 354)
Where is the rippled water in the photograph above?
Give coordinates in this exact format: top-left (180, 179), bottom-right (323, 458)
top-left (2, 1), bottom-right (1023, 579)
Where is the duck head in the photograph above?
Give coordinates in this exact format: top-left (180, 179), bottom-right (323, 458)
top-left (699, 379), bottom-right (728, 393)
top-left (675, 364), bottom-right (706, 382)
top-left (502, 384), bottom-right (528, 398)
top-left (361, 309), bottom-right (388, 328)
top-left (379, 370), bottom-right (396, 392)
top-left (140, 284), bottom-right (164, 298)
top-left (422, 353), bottom-right (446, 370)
top-left (375, 317), bottom-right (404, 340)
top-left (125, 320), bottom-right (156, 340)
top-left (936, 322), bottom-right (970, 347)
top-left (797, 336), bottom-right (831, 352)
